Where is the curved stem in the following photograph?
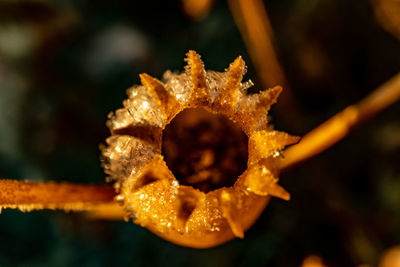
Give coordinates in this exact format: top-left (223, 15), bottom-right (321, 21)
top-left (280, 72), bottom-right (400, 171)
top-left (0, 180), bottom-right (116, 212)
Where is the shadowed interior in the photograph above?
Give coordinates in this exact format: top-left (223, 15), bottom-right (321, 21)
top-left (162, 108), bottom-right (248, 193)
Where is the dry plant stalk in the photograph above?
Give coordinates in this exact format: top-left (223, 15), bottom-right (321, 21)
top-left (372, 0), bottom-right (400, 40)
top-left (227, 0), bottom-right (285, 87)
top-left (280, 72), bottom-right (400, 170)
top-left (0, 51), bottom-right (399, 249)
top-left (227, 0), bottom-right (303, 129)
top-left (181, 0), bottom-right (215, 19)
top-left (0, 180), bottom-right (115, 212)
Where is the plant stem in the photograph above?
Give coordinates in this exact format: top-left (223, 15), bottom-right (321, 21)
top-left (227, 0), bottom-right (304, 131)
top-left (0, 180), bottom-right (116, 212)
top-left (280, 72), bottom-right (400, 171)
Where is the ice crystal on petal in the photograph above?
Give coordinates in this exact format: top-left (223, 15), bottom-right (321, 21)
top-left (101, 51), bottom-right (298, 248)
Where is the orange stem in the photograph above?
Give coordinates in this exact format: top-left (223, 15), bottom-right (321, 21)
top-left (227, 0), bottom-right (285, 87)
top-left (280, 72), bottom-right (400, 170)
top-left (0, 179), bottom-right (116, 212)
top-left (227, 0), bottom-right (303, 130)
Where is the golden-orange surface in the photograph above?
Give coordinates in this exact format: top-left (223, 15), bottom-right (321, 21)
top-left (182, 0), bottom-right (215, 20)
top-left (0, 180), bottom-right (115, 212)
top-left (301, 255), bottom-right (328, 267)
top-left (1, 50), bottom-right (399, 249)
top-left (373, 0), bottom-right (400, 40)
top-left (101, 50), bottom-right (299, 248)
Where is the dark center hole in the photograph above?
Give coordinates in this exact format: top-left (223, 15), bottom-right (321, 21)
top-left (162, 108), bottom-right (248, 193)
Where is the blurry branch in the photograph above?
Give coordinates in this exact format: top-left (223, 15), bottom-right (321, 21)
top-left (0, 180), bottom-right (116, 212)
top-left (182, 0), bottom-right (215, 20)
top-left (280, 72), bottom-right (400, 170)
top-left (372, 0), bottom-right (400, 41)
top-left (227, 0), bottom-right (303, 131)
top-left (227, 0), bottom-right (285, 87)
top-left (301, 255), bottom-right (328, 267)
top-left (379, 246), bottom-right (400, 267)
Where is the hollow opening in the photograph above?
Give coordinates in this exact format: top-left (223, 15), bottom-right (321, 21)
top-left (131, 172), bottom-right (159, 192)
top-left (162, 108), bottom-right (248, 193)
top-left (177, 195), bottom-right (198, 222)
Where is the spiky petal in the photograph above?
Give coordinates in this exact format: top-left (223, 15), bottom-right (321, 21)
top-left (219, 190), bottom-right (244, 238)
top-left (248, 130), bottom-right (300, 165)
top-left (243, 164), bottom-right (290, 200)
top-left (175, 186), bottom-right (205, 232)
top-left (139, 73), bottom-right (181, 122)
top-left (233, 86), bottom-right (282, 134)
top-left (213, 56), bottom-right (246, 114)
top-left (185, 50), bottom-right (210, 105)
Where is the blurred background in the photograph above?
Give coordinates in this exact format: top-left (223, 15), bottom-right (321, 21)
top-left (0, 0), bottom-right (400, 266)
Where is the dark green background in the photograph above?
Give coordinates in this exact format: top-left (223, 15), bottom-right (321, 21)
top-left (0, 0), bottom-right (399, 266)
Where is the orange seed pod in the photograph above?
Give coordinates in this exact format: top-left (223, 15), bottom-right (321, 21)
top-left (101, 51), bottom-right (299, 248)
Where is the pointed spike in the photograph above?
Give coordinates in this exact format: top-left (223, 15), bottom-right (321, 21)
top-left (233, 85), bottom-right (284, 134)
top-left (185, 50), bottom-right (207, 88)
top-left (228, 56), bottom-right (246, 77)
top-left (244, 165), bottom-right (275, 194)
top-left (258, 85), bottom-right (283, 108)
top-left (219, 190), bottom-right (244, 238)
top-left (248, 130), bottom-right (301, 165)
top-left (280, 132), bottom-right (301, 146)
top-left (226, 215), bottom-right (244, 238)
top-left (244, 164), bottom-right (290, 201)
top-left (139, 73), bottom-right (157, 86)
top-left (266, 183), bottom-right (291, 201)
top-left (175, 186), bottom-right (204, 232)
top-left (213, 56), bottom-right (246, 112)
top-left (223, 56), bottom-right (245, 94)
top-left (139, 73), bottom-right (169, 105)
top-left (262, 130), bottom-right (300, 147)
top-left (185, 50), bottom-right (209, 104)
top-left (139, 73), bottom-right (180, 121)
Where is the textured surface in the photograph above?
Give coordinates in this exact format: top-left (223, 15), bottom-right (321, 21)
top-left (101, 51), bottom-right (299, 248)
top-left (0, 0), bottom-right (400, 265)
top-left (0, 180), bottom-right (115, 211)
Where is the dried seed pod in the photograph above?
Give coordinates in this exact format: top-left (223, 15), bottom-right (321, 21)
top-left (101, 50), bottom-right (299, 248)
